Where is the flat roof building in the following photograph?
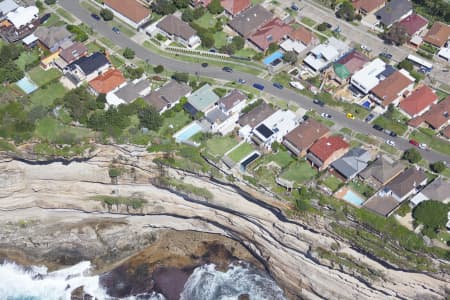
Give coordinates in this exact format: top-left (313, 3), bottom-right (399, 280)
top-left (350, 58), bottom-right (386, 94)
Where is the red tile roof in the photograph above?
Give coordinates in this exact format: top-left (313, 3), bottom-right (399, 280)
top-left (414, 95), bottom-right (450, 129)
top-left (423, 22), bottom-right (450, 47)
top-left (309, 136), bottom-right (349, 162)
top-left (89, 69), bottom-right (126, 94)
top-left (398, 14), bottom-right (428, 36)
top-left (371, 71), bottom-right (414, 107)
top-left (352, 0), bottom-right (385, 14)
top-left (442, 125), bottom-right (450, 139)
top-left (221, 0), bottom-right (251, 16)
top-left (336, 50), bottom-right (370, 74)
top-left (399, 85), bottom-right (437, 117)
top-left (103, 0), bottom-right (150, 23)
top-left (249, 18), bottom-right (292, 51)
top-left (288, 25), bottom-right (315, 45)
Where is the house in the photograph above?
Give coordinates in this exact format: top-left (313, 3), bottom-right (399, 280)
top-left (221, 0), bottom-right (251, 16)
top-left (370, 70), bottom-right (415, 108)
top-left (152, 15), bottom-right (201, 48)
top-left (248, 18), bottom-right (292, 51)
top-left (443, 126), bottom-right (450, 140)
top-left (22, 33), bottom-right (38, 48)
top-left (107, 77), bottom-right (151, 106)
top-left (350, 58), bottom-right (388, 95)
top-left (398, 14), bottom-right (428, 37)
top-left (217, 89), bottom-right (247, 115)
top-left (438, 47), bottom-right (450, 62)
top-left (282, 119), bottom-right (329, 157)
top-left (352, 0), bottom-right (385, 15)
top-left (251, 110), bottom-right (298, 149)
top-left (0, 0), bottom-right (19, 19)
top-left (88, 69), bottom-right (126, 96)
top-left (304, 37), bottom-right (349, 72)
top-left (184, 84), bottom-right (219, 116)
top-left (399, 85), bottom-right (438, 118)
top-left (375, 0), bottom-right (412, 28)
top-left (280, 25), bottom-right (317, 53)
top-left (359, 155), bottom-right (405, 187)
top-left (103, 0), bottom-right (150, 29)
top-left (206, 90), bottom-right (247, 135)
top-left (58, 42), bottom-right (88, 65)
top-left (410, 178), bottom-right (450, 206)
top-left (333, 50), bottom-right (370, 84)
top-left (64, 52), bottom-right (111, 86)
top-left (307, 136), bottom-right (350, 171)
top-left (2, 5), bottom-right (39, 42)
top-left (409, 96), bottom-right (450, 130)
top-left (144, 80), bottom-right (192, 114)
top-left (34, 26), bottom-right (72, 53)
top-left (238, 101), bottom-right (275, 139)
top-left (364, 167), bottom-right (427, 216)
top-left (205, 108), bottom-right (233, 135)
top-left (331, 148), bottom-right (372, 180)
top-left (423, 22), bottom-right (450, 48)
top-left (228, 5), bottom-right (273, 37)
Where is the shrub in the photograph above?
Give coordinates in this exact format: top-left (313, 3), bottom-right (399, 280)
top-left (153, 65), bottom-right (164, 73)
top-left (44, 0), bottom-right (56, 4)
top-left (317, 23), bottom-right (328, 32)
top-left (413, 201), bottom-right (449, 238)
top-left (430, 161), bottom-right (446, 173)
top-left (403, 148), bottom-right (421, 163)
top-left (100, 8), bottom-right (114, 21)
top-left (123, 47), bottom-right (135, 59)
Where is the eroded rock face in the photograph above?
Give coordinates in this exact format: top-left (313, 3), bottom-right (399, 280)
top-left (0, 165), bottom-right (25, 197)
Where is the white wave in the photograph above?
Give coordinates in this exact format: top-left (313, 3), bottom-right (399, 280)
top-left (180, 262), bottom-right (286, 300)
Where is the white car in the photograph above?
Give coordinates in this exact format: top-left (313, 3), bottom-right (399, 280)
top-left (289, 81), bottom-right (305, 90)
top-left (419, 143), bottom-right (427, 150)
top-left (385, 140), bottom-right (395, 147)
top-left (321, 112), bottom-right (332, 119)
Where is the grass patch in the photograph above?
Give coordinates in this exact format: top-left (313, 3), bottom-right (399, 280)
top-left (322, 175), bottom-right (342, 192)
top-left (409, 130), bottom-right (450, 156)
top-left (348, 179), bottom-right (375, 199)
top-left (29, 82), bottom-right (66, 107)
top-left (205, 136), bottom-right (238, 158)
top-left (256, 149), bottom-right (295, 169)
top-left (380, 143), bottom-right (400, 156)
top-left (158, 110), bottom-right (191, 137)
top-left (213, 31), bottom-right (228, 49)
top-left (340, 127), bottom-right (353, 136)
top-left (227, 142), bottom-right (254, 162)
top-left (99, 37), bottom-right (117, 50)
top-left (301, 16), bottom-right (316, 27)
top-left (56, 8), bottom-right (76, 22)
top-left (86, 41), bottom-right (103, 54)
top-left (34, 117), bottom-right (91, 143)
top-left (110, 55), bottom-right (125, 68)
top-left (280, 160), bottom-right (317, 184)
top-left (42, 13), bottom-right (65, 27)
top-left (111, 19), bottom-right (136, 37)
top-left (0, 138), bottom-right (16, 151)
top-left (28, 67), bottom-right (62, 87)
top-left (373, 116), bottom-right (407, 136)
top-left (234, 48), bottom-right (258, 59)
top-left (194, 12), bottom-right (216, 29)
top-left (91, 195), bottom-right (147, 211)
top-left (159, 176), bottom-right (214, 200)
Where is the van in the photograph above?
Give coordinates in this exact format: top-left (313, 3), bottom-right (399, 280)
top-left (253, 83), bottom-right (265, 91)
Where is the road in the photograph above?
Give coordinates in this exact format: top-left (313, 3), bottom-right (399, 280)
top-left (59, 0), bottom-right (450, 164)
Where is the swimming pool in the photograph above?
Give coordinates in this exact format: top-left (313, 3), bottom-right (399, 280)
top-left (16, 77), bottom-right (38, 94)
top-left (263, 51), bottom-right (283, 65)
top-left (174, 122), bottom-right (202, 142)
top-left (342, 189), bottom-right (365, 206)
top-left (240, 151), bottom-right (260, 171)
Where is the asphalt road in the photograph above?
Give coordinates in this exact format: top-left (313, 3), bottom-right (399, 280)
top-left (59, 0), bottom-right (450, 164)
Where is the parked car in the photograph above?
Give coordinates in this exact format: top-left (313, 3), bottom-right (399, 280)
top-left (380, 52), bottom-right (393, 59)
top-left (237, 78), bottom-right (246, 84)
top-left (201, 62), bottom-right (208, 68)
top-left (40, 13), bottom-right (51, 24)
top-left (91, 13), bottom-right (101, 21)
top-left (273, 82), bottom-right (283, 89)
top-left (222, 66), bottom-right (233, 73)
top-left (112, 27), bottom-right (120, 34)
top-left (313, 99), bottom-right (325, 107)
top-left (253, 83), bottom-right (265, 90)
top-left (419, 143), bottom-right (427, 150)
top-left (325, 22), bottom-right (332, 29)
top-left (346, 113), bottom-right (355, 120)
top-left (385, 140), bottom-right (395, 146)
top-left (361, 44), bottom-right (372, 52)
top-left (409, 139), bottom-right (419, 146)
top-left (373, 124), bottom-right (383, 131)
top-left (209, 48), bottom-right (216, 53)
top-left (365, 113), bottom-right (374, 122)
top-left (321, 112), bottom-right (332, 119)
top-left (291, 4), bottom-right (299, 11)
top-left (289, 81), bottom-right (304, 90)
top-left (389, 131), bottom-right (397, 138)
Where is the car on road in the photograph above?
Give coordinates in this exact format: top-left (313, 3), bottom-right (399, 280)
top-left (222, 66), bottom-right (233, 73)
top-left (201, 62), bottom-right (208, 68)
top-left (419, 143), bottom-right (427, 150)
top-left (291, 4), bottom-right (299, 11)
top-left (289, 81), bottom-right (304, 90)
top-left (346, 113), bottom-right (355, 120)
top-left (112, 27), bottom-right (120, 34)
top-left (40, 13), bottom-right (51, 24)
top-left (365, 113), bottom-right (374, 122)
top-left (321, 112), bottom-right (332, 119)
top-left (313, 99), bottom-right (325, 107)
top-left (360, 44), bottom-right (372, 52)
top-left (385, 140), bottom-right (395, 147)
top-left (389, 131), bottom-right (397, 138)
top-left (379, 52), bottom-right (392, 60)
top-left (91, 13), bottom-right (101, 21)
top-left (325, 22), bottom-right (332, 29)
top-left (409, 139), bottom-right (419, 146)
top-left (273, 82), bottom-right (283, 89)
top-left (237, 78), bottom-right (246, 84)
top-left (373, 124), bottom-right (383, 131)
top-left (253, 83), bottom-right (264, 90)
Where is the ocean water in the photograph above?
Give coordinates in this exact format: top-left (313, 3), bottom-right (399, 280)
top-left (0, 261), bottom-right (285, 300)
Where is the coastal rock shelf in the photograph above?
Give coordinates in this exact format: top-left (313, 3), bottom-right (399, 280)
top-left (0, 145), bottom-right (448, 300)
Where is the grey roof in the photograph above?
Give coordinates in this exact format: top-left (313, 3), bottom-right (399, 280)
top-left (34, 26), bottom-right (72, 49)
top-left (364, 193), bottom-right (400, 216)
top-left (375, 0), bottom-right (412, 27)
top-left (66, 52), bottom-right (110, 76)
top-left (238, 101), bottom-right (275, 128)
top-left (144, 80), bottom-right (192, 112)
top-left (206, 107), bottom-right (229, 124)
top-left (331, 148), bottom-right (371, 179)
top-left (421, 178), bottom-right (450, 202)
top-left (386, 167), bottom-right (427, 199)
top-left (114, 78), bottom-right (151, 103)
top-left (157, 15), bottom-right (196, 41)
top-left (228, 5), bottom-right (274, 37)
top-left (359, 155), bottom-right (405, 184)
top-left (0, 0), bottom-right (19, 16)
top-left (218, 89), bottom-right (247, 111)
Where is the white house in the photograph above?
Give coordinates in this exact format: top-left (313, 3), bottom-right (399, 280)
top-left (303, 37), bottom-right (349, 72)
top-left (103, 0), bottom-right (150, 29)
top-left (206, 90), bottom-right (247, 135)
top-left (0, 0), bottom-right (19, 19)
top-left (252, 110), bottom-right (298, 149)
top-left (350, 58), bottom-right (386, 95)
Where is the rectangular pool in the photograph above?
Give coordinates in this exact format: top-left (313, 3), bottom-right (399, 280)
top-left (16, 77), bottom-right (38, 94)
top-left (174, 122), bottom-right (202, 142)
top-left (342, 189), bottom-right (365, 206)
top-left (263, 51), bottom-right (283, 65)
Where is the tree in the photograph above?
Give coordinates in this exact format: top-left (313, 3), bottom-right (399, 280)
top-left (207, 0), bottom-right (224, 14)
top-left (267, 42), bottom-right (278, 55)
top-left (413, 201), bottom-right (449, 237)
top-left (96, 93), bottom-right (107, 109)
top-left (151, 0), bottom-right (176, 15)
top-left (317, 22), bottom-right (328, 32)
top-left (138, 106), bottom-right (162, 131)
top-left (283, 51), bottom-right (298, 65)
top-left (174, 0), bottom-right (190, 9)
top-left (430, 161), bottom-right (446, 173)
top-left (193, 7), bottom-right (206, 19)
top-left (199, 32), bottom-right (215, 48)
top-left (383, 23), bottom-right (409, 46)
top-left (36, 1), bottom-right (44, 10)
top-left (153, 65), bottom-right (164, 73)
top-left (403, 148), bottom-right (422, 163)
top-left (0, 61), bottom-right (24, 83)
top-left (398, 59), bottom-right (413, 72)
top-left (335, 1), bottom-right (355, 21)
top-left (219, 43), bottom-right (236, 55)
top-left (172, 72), bottom-right (189, 83)
top-left (100, 8), bottom-right (114, 21)
top-left (123, 47), bottom-right (135, 59)
top-left (181, 9), bottom-right (194, 22)
top-left (124, 66), bottom-right (144, 80)
top-left (44, 0), bottom-right (56, 4)
top-left (231, 36), bottom-right (245, 50)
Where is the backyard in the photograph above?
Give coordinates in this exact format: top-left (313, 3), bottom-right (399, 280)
top-left (28, 67), bottom-right (62, 87)
top-left (34, 117), bottom-right (91, 143)
top-left (280, 160), bottom-right (317, 185)
top-left (204, 136), bottom-right (239, 158)
top-left (194, 12), bottom-right (217, 29)
top-left (29, 82), bottom-right (67, 107)
top-left (227, 142), bottom-right (254, 163)
top-left (322, 175), bottom-right (343, 192)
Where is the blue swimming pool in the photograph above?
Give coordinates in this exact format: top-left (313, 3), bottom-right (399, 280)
top-left (342, 189), bottom-right (364, 206)
top-left (16, 77), bottom-right (38, 94)
top-left (174, 122), bottom-right (202, 142)
top-left (362, 100), bottom-right (371, 108)
top-left (263, 51), bottom-right (283, 65)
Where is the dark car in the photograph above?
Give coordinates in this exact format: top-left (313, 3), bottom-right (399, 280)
top-left (91, 13), bottom-right (101, 21)
top-left (273, 82), bottom-right (283, 89)
top-left (209, 49), bottom-right (216, 53)
top-left (222, 66), bottom-right (233, 73)
top-left (40, 13), bottom-right (51, 24)
top-left (253, 83), bottom-right (265, 91)
top-left (291, 4), bottom-right (299, 10)
top-left (364, 113), bottom-right (374, 122)
top-left (373, 124), bottom-right (383, 131)
top-left (112, 27), bottom-right (120, 34)
top-left (325, 22), bottom-right (332, 29)
top-left (380, 52), bottom-right (392, 60)
top-left (313, 99), bottom-right (325, 107)
top-left (201, 62), bottom-right (208, 68)
top-left (389, 131), bottom-right (397, 137)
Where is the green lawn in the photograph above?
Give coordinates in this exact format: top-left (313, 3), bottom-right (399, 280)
top-left (227, 143), bottom-right (254, 162)
top-left (28, 67), bottom-right (62, 87)
top-left (86, 41), bottom-right (103, 54)
top-left (373, 116), bottom-right (407, 136)
top-left (35, 117), bottom-right (91, 143)
top-left (409, 130), bottom-right (450, 156)
top-left (194, 12), bottom-right (216, 29)
top-left (158, 110), bottom-right (191, 137)
top-left (322, 175), bottom-right (342, 192)
top-left (280, 160), bottom-right (317, 184)
top-left (257, 149), bottom-right (295, 169)
top-left (213, 32), bottom-right (228, 49)
top-left (348, 179), bottom-right (375, 199)
top-left (380, 143), bottom-right (400, 156)
top-left (99, 37), bottom-right (117, 50)
top-left (29, 82), bottom-right (66, 107)
top-left (110, 55), bottom-right (125, 68)
top-left (301, 16), bottom-right (316, 27)
top-left (234, 48), bottom-right (258, 59)
top-left (272, 72), bottom-right (291, 88)
top-left (205, 136), bottom-right (238, 157)
top-left (56, 8), bottom-right (76, 23)
top-left (111, 19), bottom-right (136, 37)
top-left (42, 13), bottom-right (65, 27)
top-left (15, 49), bottom-right (40, 71)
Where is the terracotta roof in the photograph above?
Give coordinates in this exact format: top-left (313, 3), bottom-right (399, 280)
top-left (442, 125), bottom-right (450, 139)
top-left (88, 69), bottom-right (126, 94)
top-left (335, 50), bottom-right (369, 74)
top-left (59, 42), bottom-right (88, 64)
top-left (371, 71), bottom-right (413, 107)
top-left (420, 95), bottom-right (450, 129)
top-left (283, 119), bottom-right (329, 152)
top-left (288, 25), bottom-right (314, 45)
top-left (103, 0), bottom-right (150, 23)
top-left (221, 0), bottom-right (251, 16)
top-left (423, 22), bottom-right (450, 47)
top-left (248, 18), bottom-right (292, 51)
top-left (399, 85), bottom-right (437, 117)
top-left (308, 136), bottom-right (349, 162)
top-left (398, 14), bottom-right (428, 36)
top-left (352, 0), bottom-right (385, 13)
